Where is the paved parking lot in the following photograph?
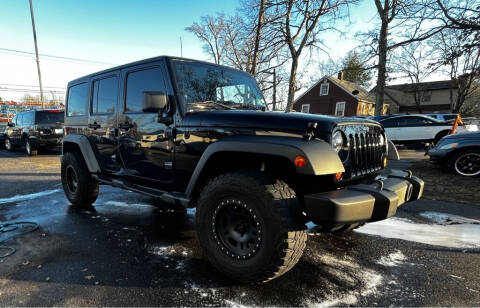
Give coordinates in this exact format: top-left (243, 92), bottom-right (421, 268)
top-left (1, 149), bottom-right (479, 306)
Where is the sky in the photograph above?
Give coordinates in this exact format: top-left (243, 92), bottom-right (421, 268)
top-left (0, 0), bottom-right (440, 102)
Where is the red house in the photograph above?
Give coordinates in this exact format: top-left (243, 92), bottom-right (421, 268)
top-left (293, 73), bottom-right (387, 116)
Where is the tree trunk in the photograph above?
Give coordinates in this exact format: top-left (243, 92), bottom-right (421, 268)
top-left (251, 0), bottom-right (265, 76)
top-left (285, 57), bottom-right (298, 112)
top-left (375, 20), bottom-right (388, 116)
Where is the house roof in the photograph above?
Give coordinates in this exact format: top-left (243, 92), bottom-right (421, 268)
top-left (378, 80), bottom-right (458, 93)
top-left (330, 77), bottom-right (375, 102)
top-left (294, 75), bottom-right (375, 104)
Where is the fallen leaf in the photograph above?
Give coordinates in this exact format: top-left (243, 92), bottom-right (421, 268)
top-left (45, 277), bottom-right (50, 281)
top-left (84, 275), bottom-right (95, 280)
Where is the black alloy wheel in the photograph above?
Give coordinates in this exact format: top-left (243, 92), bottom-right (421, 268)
top-left (213, 198), bottom-right (262, 259)
top-left (454, 152), bottom-right (480, 176)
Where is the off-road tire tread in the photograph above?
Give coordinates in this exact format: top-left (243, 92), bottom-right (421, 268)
top-left (196, 171), bottom-right (307, 283)
top-left (61, 151), bottom-right (99, 207)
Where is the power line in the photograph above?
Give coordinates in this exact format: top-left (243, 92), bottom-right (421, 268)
top-left (0, 88), bottom-right (65, 93)
top-left (0, 83), bottom-right (65, 89)
top-left (0, 47), bottom-right (118, 66)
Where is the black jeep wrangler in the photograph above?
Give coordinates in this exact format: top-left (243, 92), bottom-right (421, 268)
top-left (4, 109), bottom-right (64, 155)
top-left (61, 56), bottom-right (423, 283)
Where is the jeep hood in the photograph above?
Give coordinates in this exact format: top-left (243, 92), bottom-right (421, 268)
top-left (182, 110), bottom-right (380, 134)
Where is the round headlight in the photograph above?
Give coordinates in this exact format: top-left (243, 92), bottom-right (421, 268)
top-left (379, 134), bottom-right (385, 146)
top-left (332, 131), bottom-right (344, 152)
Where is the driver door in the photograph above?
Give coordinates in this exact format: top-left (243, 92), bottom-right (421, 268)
top-left (117, 60), bottom-right (174, 190)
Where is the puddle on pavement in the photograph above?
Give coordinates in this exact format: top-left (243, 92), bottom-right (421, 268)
top-left (356, 213), bottom-right (480, 248)
top-left (0, 189), bottom-right (61, 205)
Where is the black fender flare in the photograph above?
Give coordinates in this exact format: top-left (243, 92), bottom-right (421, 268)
top-left (62, 134), bottom-right (101, 173)
top-left (185, 135), bottom-right (344, 196)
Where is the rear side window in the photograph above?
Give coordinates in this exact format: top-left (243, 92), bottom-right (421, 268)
top-left (92, 76), bottom-right (117, 114)
top-left (35, 111), bottom-right (64, 124)
top-left (23, 112), bottom-right (34, 125)
top-left (125, 67), bottom-right (166, 113)
top-left (380, 118), bottom-right (398, 128)
top-left (67, 83), bottom-right (88, 116)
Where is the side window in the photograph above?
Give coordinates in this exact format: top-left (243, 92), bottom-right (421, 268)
top-left (91, 76), bottom-right (117, 114)
top-left (381, 118), bottom-right (398, 128)
top-left (398, 117), bottom-right (425, 127)
top-left (23, 112), bottom-right (34, 125)
top-left (125, 67), bottom-right (166, 113)
top-left (16, 113), bottom-right (24, 126)
top-left (67, 83), bottom-right (88, 116)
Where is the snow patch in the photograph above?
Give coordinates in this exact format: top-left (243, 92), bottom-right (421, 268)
top-left (377, 250), bottom-right (407, 267)
top-left (304, 253), bottom-right (383, 307)
top-left (420, 211), bottom-right (480, 225)
top-left (104, 200), bottom-right (153, 208)
top-left (356, 217), bottom-right (480, 248)
top-left (0, 189), bottom-right (61, 205)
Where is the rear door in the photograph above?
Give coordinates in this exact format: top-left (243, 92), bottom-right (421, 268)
top-left (396, 116), bottom-right (433, 141)
top-left (380, 117), bottom-right (399, 141)
top-left (88, 71), bottom-right (121, 172)
top-left (117, 60), bottom-right (174, 189)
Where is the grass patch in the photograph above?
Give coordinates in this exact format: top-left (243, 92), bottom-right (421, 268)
top-left (409, 160), bottom-right (480, 205)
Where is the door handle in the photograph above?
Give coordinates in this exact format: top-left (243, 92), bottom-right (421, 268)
top-left (119, 122), bottom-right (134, 130)
top-left (88, 122), bottom-right (101, 130)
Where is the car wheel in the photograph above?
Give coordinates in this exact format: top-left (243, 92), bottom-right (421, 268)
top-left (61, 151), bottom-right (99, 207)
top-left (4, 138), bottom-right (13, 151)
top-left (196, 171), bottom-right (307, 283)
top-left (25, 139), bottom-right (37, 156)
top-left (452, 150), bottom-right (480, 177)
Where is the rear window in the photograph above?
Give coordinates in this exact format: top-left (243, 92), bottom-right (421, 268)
top-left (67, 83), bottom-right (88, 116)
top-left (35, 111), bottom-right (64, 125)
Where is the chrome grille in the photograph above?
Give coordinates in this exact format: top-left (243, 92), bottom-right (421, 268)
top-left (345, 131), bottom-right (384, 178)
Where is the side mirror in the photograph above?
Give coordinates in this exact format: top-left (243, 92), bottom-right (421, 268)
top-left (142, 91), bottom-right (167, 113)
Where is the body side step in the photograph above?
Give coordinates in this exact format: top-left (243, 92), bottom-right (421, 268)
top-left (92, 174), bottom-right (190, 207)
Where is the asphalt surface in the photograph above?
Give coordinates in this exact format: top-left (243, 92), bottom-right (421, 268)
top-left (0, 148), bottom-right (479, 306)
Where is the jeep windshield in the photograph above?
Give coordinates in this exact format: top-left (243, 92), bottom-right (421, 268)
top-left (172, 60), bottom-right (266, 112)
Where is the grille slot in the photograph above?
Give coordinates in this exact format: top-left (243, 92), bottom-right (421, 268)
top-left (346, 131), bottom-right (383, 178)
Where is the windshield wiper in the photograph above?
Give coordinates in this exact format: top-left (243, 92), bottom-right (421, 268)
top-left (189, 100), bottom-right (233, 110)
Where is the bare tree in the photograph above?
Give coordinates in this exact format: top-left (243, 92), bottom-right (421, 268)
top-left (436, 28), bottom-right (480, 112)
top-left (391, 42), bottom-right (439, 112)
top-left (361, 0), bottom-right (446, 115)
top-left (269, 0), bottom-right (357, 112)
top-left (186, 14), bottom-right (228, 64)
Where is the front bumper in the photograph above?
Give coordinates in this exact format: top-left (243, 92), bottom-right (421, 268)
top-left (304, 170), bottom-right (424, 224)
top-left (426, 147), bottom-right (452, 164)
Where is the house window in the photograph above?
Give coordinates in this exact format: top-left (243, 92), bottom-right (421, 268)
top-left (301, 104), bottom-right (310, 113)
top-left (361, 103), bottom-right (367, 115)
top-left (335, 102), bottom-right (345, 116)
top-left (319, 83), bottom-right (329, 96)
top-left (422, 91), bottom-right (431, 102)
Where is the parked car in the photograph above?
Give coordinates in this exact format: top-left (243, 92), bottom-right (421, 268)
top-left (425, 113), bottom-right (459, 122)
top-left (61, 56), bottom-right (423, 283)
top-left (4, 109), bottom-right (64, 155)
top-left (378, 114), bottom-right (478, 144)
top-left (0, 124), bottom-right (6, 148)
top-left (427, 132), bottom-right (480, 176)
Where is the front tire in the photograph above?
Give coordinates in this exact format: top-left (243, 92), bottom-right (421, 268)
top-left (61, 151), bottom-right (99, 207)
top-left (196, 171), bottom-right (307, 283)
top-left (25, 139), bottom-right (37, 156)
top-left (452, 150), bottom-right (480, 177)
top-left (5, 138), bottom-right (13, 151)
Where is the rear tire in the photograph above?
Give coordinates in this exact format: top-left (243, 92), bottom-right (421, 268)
top-left (196, 171), bottom-right (307, 283)
top-left (61, 151), bottom-right (99, 207)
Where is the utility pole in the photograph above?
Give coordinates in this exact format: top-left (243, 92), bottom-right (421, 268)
top-left (29, 0), bottom-right (44, 109)
top-left (179, 37), bottom-right (183, 57)
top-left (272, 68), bottom-right (276, 111)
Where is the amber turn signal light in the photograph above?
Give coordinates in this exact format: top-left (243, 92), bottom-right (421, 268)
top-left (335, 172), bottom-right (343, 181)
top-left (294, 155), bottom-right (307, 167)
top-left (383, 157), bottom-right (388, 168)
